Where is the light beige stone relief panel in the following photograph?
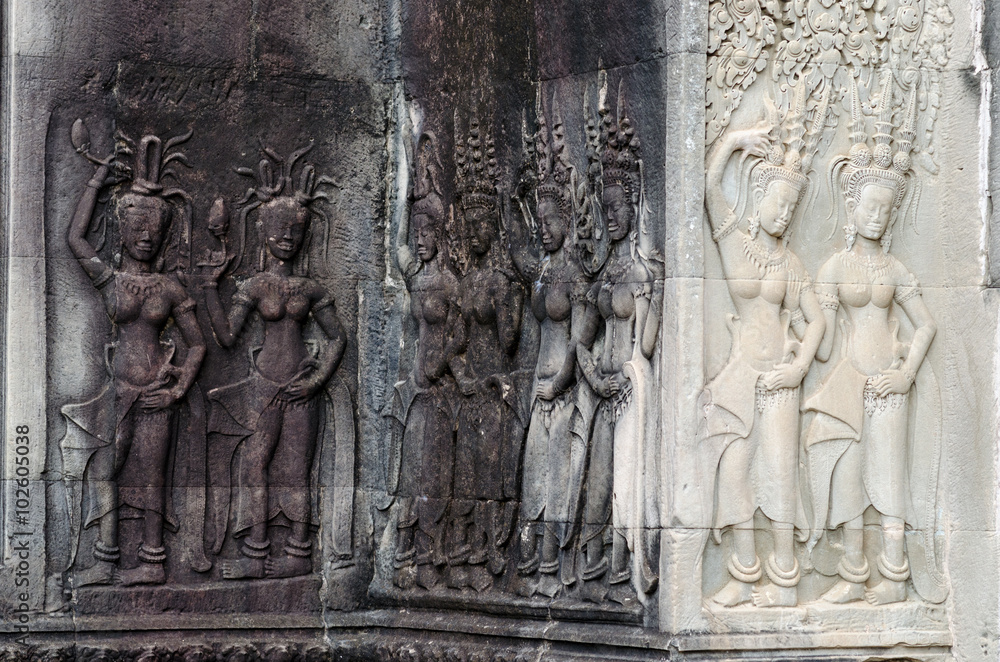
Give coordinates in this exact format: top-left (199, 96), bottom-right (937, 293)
top-left (672, 0), bottom-right (997, 657)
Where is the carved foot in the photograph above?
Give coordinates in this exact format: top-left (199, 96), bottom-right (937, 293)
top-left (536, 572), bottom-right (562, 598)
top-left (607, 583), bottom-right (639, 609)
top-left (487, 547), bottom-right (507, 577)
top-left (469, 565), bottom-right (493, 592)
top-left (416, 563), bottom-right (441, 590)
top-left (709, 579), bottom-right (754, 607)
top-left (264, 555), bottom-right (312, 579)
top-left (752, 583), bottom-right (796, 607)
top-left (820, 579), bottom-right (865, 604)
top-left (73, 560), bottom-right (116, 587)
top-left (515, 575), bottom-right (538, 598)
top-left (446, 564), bottom-right (469, 589)
top-left (394, 563), bottom-right (417, 590)
top-left (579, 579), bottom-right (608, 604)
top-left (865, 580), bottom-right (906, 605)
top-left (115, 563), bottom-right (165, 586)
top-left (221, 556), bottom-right (265, 580)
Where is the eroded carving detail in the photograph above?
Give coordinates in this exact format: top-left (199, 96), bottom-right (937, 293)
top-left (61, 123), bottom-right (207, 588)
top-left (576, 78), bottom-right (663, 606)
top-left (389, 132), bottom-right (463, 590)
top-left (201, 145), bottom-right (350, 580)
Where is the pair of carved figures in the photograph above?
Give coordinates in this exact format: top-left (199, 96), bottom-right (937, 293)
top-left (60, 124), bottom-right (350, 588)
top-left (389, 78), bottom-right (662, 606)
top-left (702, 72), bottom-right (946, 608)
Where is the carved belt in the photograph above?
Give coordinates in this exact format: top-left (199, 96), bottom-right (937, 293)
top-left (863, 380), bottom-right (907, 416)
top-left (754, 382), bottom-right (798, 413)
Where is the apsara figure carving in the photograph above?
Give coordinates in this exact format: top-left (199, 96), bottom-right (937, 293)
top-left (576, 77), bottom-right (663, 605)
top-left (805, 73), bottom-right (947, 606)
top-left (448, 114), bottom-right (526, 591)
top-left (388, 132), bottom-right (463, 590)
top-left (61, 122), bottom-right (206, 587)
top-left (509, 94), bottom-right (591, 599)
top-left (201, 144), bottom-right (348, 580)
top-left (701, 80), bottom-right (827, 607)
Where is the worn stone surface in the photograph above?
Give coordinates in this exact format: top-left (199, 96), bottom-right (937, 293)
top-left (1, 0), bottom-right (998, 660)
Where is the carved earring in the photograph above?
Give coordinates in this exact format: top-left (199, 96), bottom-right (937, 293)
top-left (747, 214), bottom-right (760, 240)
top-left (844, 223), bottom-right (857, 251)
top-left (880, 230), bottom-right (892, 253)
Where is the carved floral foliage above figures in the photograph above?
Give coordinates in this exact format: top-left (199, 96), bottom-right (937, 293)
top-left (702, 0), bottom-right (953, 610)
top-left (381, 71), bottom-right (662, 616)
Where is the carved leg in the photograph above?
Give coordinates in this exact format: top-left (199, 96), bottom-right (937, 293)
top-left (821, 518), bottom-right (867, 603)
top-left (74, 513), bottom-right (118, 587)
top-left (394, 498), bottom-right (417, 568)
top-left (265, 521), bottom-right (313, 578)
top-left (710, 523), bottom-right (757, 607)
top-left (536, 522), bottom-right (562, 597)
top-left (866, 517), bottom-right (908, 605)
top-left (222, 530), bottom-right (268, 580)
top-left (116, 536), bottom-right (166, 586)
top-left (517, 521), bottom-right (540, 575)
top-left (607, 530), bottom-right (640, 606)
top-left (753, 522), bottom-right (798, 607)
top-left (486, 500), bottom-right (514, 576)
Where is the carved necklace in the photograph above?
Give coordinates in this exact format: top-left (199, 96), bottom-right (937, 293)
top-left (260, 272), bottom-right (307, 298)
top-left (839, 248), bottom-right (892, 280)
top-left (742, 233), bottom-right (789, 277)
top-left (118, 272), bottom-right (164, 298)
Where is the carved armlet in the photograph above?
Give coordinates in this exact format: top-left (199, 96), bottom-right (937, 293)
top-left (314, 292), bottom-right (337, 311)
top-left (894, 283), bottom-right (921, 306)
top-left (174, 298), bottom-right (197, 316)
top-left (92, 262), bottom-right (114, 289)
top-left (817, 291), bottom-right (839, 311)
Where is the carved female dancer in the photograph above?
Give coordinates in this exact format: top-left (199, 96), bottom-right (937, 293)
top-left (389, 132), bottom-right (462, 590)
top-left (510, 100), bottom-right (590, 598)
top-left (806, 76), bottom-right (946, 605)
top-left (61, 125), bottom-right (205, 586)
top-left (203, 145), bottom-right (346, 579)
top-left (449, 117), bottom-right (525, 590)
top-left (577, 84), bottom-right (662, 603)
top-left (701, 86), bottom-right (826, 607)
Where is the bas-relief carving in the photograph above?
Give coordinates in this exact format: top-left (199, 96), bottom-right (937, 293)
top-left (381, 76), bottom-right (662, 614)
top-left (61, 123), bottom-right (207, 588)
top-left (200, 145), bottom-right (352, 580)
top-left (701, 0), bottom-right (952, 620)
top-left (57, 122), bottom-right (356, 599)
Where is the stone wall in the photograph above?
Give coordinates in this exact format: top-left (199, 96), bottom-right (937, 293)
top-left (0, 0), bottom-right (997, 660)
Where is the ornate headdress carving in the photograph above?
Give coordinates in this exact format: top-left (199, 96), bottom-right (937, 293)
top-left (455, 114), bottom-right (499, 212)
top-left (532, 92), bottom-right (576, 217)
top-left (587, 76), bottom-right (641, 202)
top-left (73, 124), bottom-right (195, 272)
top-left (410, 132), bottom-right (446, 223)
top-left (838, 70), bottom-right (917, 210)
top-left (234, 142), bottom-right (337, 274)
top-left (753, 77), bottom-right (829, 196)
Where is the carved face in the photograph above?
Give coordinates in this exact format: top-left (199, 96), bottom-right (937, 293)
top-left (757, 180), bottom-right (800, 238)
top-left (537, 197), bottom-right (566, 253)
top-left (413, 213), bottom-right (438, 262)
top-left (603, 184), bottom-right (634, 242)
top-left (260, 197), bottom-right (309, 262)
top-left (466, 205), bottom-right (496, 256)
top-left (849, 182), bottom-right (897, 241)
top-left (118, 193), bottom-right (170, 263)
